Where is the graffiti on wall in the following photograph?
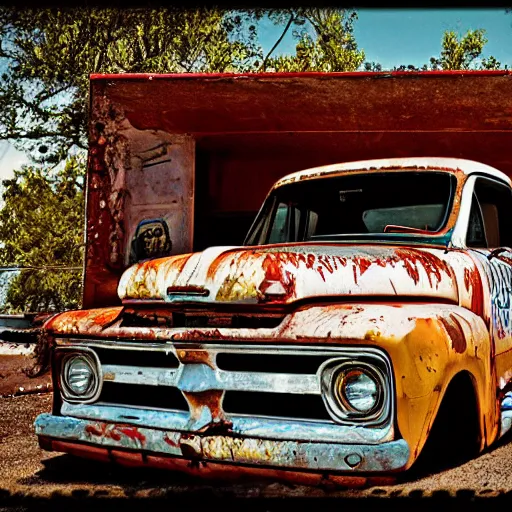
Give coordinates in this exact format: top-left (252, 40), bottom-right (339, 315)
top-left (129, 218), bottom-right (173, 265)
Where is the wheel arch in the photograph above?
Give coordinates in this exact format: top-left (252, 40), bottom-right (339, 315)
top-left (408, 369), bottom-right (484, 472)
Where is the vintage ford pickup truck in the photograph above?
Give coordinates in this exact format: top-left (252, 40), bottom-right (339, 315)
top-left (34, 156), bottom-right (512, 482)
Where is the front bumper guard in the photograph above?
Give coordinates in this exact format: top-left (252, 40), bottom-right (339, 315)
top-left (35, 413), bottom-right (410, 473)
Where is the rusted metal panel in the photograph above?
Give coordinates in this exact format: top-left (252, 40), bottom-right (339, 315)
top-left (85, 83), bottom-right (195, 309)
top-left (42, 437), bottom-right (396, 487)
top-left (92, 72), bottom-right (512, 135)
top-left (114, 244), bottom-right (465, 306)
top-left (60, 402), bottom-right (392, 444)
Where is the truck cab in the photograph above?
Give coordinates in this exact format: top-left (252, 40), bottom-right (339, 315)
top-left (34, 156), bottom-right (512, 481)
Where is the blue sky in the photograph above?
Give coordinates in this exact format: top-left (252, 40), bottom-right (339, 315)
top-left (259, 8), bottom-right (512, 69)
top-left (2, 8), bottom-right (512, 183)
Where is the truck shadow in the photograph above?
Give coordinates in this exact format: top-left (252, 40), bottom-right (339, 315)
top-left (17, 454), bottom-right (334, 496)
top-left (21, 454), bottom-right (191, 487)
top-left (395, 424), bottom-right (512, 486)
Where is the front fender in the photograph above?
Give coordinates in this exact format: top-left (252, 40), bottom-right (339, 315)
top-left (282, 303), bottom-right (494, 468)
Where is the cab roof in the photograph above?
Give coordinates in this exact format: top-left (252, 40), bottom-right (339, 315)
top-left (272, 157), bottom-right (512, 189)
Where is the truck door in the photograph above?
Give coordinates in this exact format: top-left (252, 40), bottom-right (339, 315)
top-left (466, 176), bottom-right (512, 397)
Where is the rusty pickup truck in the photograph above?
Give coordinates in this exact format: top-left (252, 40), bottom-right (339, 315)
top-left (34, 156), bottom-right (512, 482)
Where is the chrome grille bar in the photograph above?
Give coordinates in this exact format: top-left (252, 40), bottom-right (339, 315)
top-left (101, 364), bottom-right (321, 394)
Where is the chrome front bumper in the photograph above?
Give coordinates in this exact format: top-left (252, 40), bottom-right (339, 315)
top-left (35, 413), bottom-right (410, 473)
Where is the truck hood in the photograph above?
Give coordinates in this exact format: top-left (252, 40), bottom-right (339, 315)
top-left (117, 243), bottom-right (459, 306)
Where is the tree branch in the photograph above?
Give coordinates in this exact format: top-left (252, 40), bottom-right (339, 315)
top-left (260, 13), bottom-right (295, 71)
top-left (34, 83), bottom-right (72, 104)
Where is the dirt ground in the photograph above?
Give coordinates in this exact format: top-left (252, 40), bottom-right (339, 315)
top-left (0, 355), bottom-right (51, 398)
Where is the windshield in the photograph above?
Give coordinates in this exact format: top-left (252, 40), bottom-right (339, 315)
top-left (245, 171), bottom-right (456, 245)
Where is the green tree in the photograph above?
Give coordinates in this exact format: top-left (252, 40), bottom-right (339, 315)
top-left (364, 61), bottom-right (383, 72)
top-left (429, 29), bottom-right (500, 70)
top-left (391, 28), bottom-right (503, 72)
top-left (0, 156), bottom-right (84, 313)
top-left (261, 9), bottom-right (365, 72)
top-left (0, 8), bottom-right (263, 165)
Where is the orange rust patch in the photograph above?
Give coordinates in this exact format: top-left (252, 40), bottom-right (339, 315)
top-left (352, 257), bottom-right (373, 284)
top-left (183, 390), bottom-right (232, 430)
top-left (85, 423), bottom-right (145, 444)
top-left (85, 425), bottom-right (103, 437)
top-left (206, 249), bottom-right (248, 280)
top-left (177, 349), bottom-right (216, 368)
top-left (260, 253), bottom-right (297, 299)
top-left (172, 329), bottom-right (224, 341)
top-left (357, 248), bottom-right (453, 288)
top-left (46, 307), bottom-right (123, 334)
top-left (164, 434), bottom-right (180, 448)
top-left (163, 253), bottom-right (193, 276)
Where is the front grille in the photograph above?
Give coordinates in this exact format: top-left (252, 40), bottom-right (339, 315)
top-left (120, 309), bottom-right (285, 329)
top-left (216, 353), bottom-right (330, 374)
top-left (93, 347), bottom-right (179, 368)
top-left (223, 391), bottom-right (331, 421)
top-left (57, 341), bottom-right (393, 430)
top-left (99, 382), bottom-right (188, 411)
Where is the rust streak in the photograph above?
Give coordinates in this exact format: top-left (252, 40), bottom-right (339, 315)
top-left (439, 314), bottom-right (466, 354)
top-left (118, 426), bottom-right (146, 444)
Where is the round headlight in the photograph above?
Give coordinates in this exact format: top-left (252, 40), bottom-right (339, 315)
top-left (335, 368), bottom-right (379, 414)
top-left (320, 359), bottom-right (387, 424)
top-left (62, 354), bottom-right (98, 399)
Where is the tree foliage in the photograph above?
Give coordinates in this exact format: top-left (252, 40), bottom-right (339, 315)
top-left (430, 29), bottom-right (500, 70)
top-left (0, 156), bottom-right (84, 313)
top-left (390, 28), bottom-right (503, 72)
top-left (261, 9), bottom-right (365, 72)
top-left (0, 8), bottom-right (263, 164)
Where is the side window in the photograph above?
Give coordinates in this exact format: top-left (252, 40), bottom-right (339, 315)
top-left (305, 211), bottom-right (319, 239)
top-left (466, 178), bottom-right (512, 248)
top-left (267, 203), bottom-right (318, 243)
top-left (268, 204), bottom-right (289, 243)
top-left (466, 194), bottom-right (486, 248)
